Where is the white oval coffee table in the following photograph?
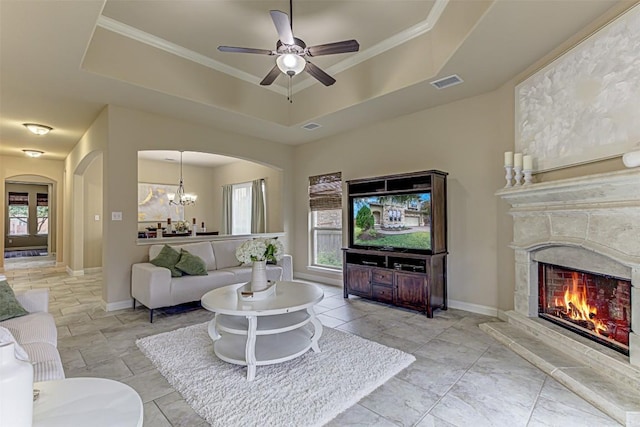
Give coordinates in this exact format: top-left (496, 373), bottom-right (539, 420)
top-left (201, 281), bottom-right (324, 381)
top-left (32, 377), bottom-right (143, 427)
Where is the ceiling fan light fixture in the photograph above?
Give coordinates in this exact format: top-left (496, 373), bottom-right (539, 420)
top-left (276, 54), bottom-right (305, 76)
top-left (23, 123), bottom-right (53, 135)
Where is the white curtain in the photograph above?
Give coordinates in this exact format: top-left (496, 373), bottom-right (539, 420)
top-left (251, 179), bottom-right (266, 233)
top-left (221, 184), bottom-right (233, 235)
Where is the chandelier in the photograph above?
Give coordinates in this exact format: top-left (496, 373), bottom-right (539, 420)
top-left (167, 151), bottom-right (197, 206)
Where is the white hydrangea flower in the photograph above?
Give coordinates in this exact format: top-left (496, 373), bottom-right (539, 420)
top-left (236, 238), bottom-right (284, 263)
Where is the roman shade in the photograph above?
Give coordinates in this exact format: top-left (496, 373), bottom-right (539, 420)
top-left (309, 172), bottom-right (342, 211)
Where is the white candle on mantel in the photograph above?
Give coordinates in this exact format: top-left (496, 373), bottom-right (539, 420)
top-left (523, 155), bottom-right (533, 170)
top-left (514, 152), bottom-right (523, 168)
top-left (504, 151), bottom-right (513, 166)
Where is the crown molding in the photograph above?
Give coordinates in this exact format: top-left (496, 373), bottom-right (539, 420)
top-left (96, 0), bottom-right (448, 96)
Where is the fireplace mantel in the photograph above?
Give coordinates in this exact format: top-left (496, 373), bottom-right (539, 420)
top-left (497, 168), bottom-right (640, 366)
top-left (486, 168), bottom-right (640, 425)
top-left (496, 168), bottom-right (640, 209)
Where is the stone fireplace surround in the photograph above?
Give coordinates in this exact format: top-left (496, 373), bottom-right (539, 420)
top-left (481, 169), bottom-right (640, 426)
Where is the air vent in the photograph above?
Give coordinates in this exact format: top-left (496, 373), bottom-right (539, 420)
top-left (302, 122), bottom-right (322, 131)
top-left (430, 74), bottom-right (463, 90)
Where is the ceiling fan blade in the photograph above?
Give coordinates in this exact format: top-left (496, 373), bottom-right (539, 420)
top-left (260, 65), bottom-right (281, 86)
top-left (304, 61), bottom-right (336, 86)
top-left (218, 46), bottom-right (274, 55)
top-left (307, 40), bottom-right (360, 57)
top-left (270, 10), bottom-right (294, 45)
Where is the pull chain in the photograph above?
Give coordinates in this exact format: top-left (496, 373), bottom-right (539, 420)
top-left (288, 76), bottom-right (293, 103)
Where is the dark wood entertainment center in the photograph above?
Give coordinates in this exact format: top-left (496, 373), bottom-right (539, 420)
top-left (342, 170), bottom-right (447, 317)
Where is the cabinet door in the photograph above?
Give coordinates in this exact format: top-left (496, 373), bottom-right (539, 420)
top-left (346, 264), bottom-right (372, 296)
top-left (394, 271), bottom-right (426, 309)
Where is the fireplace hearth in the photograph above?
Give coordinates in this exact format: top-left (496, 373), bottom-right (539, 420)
top-left (538, 262), bottom-right (631, 355)
top-left (488, 169), bottom-right (640, 425)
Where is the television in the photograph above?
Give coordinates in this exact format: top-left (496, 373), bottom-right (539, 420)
top-left (349, 192), bottom-right (432, 254)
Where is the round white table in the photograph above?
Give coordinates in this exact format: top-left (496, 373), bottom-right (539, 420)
top-left (33, 377), bottom-right (143, 427)
top-left (201, 281), bottom-right (324, 381)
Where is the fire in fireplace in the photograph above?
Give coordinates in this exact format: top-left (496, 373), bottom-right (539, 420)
top-left (538, 263), bottom-right (631, 355)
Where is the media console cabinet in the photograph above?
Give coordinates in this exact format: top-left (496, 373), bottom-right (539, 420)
top-left (342, 170), bottom-right (448, 317)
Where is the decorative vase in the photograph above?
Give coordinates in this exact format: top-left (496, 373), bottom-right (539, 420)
top-left (250, 260), bottom-right (268, 292)
top-left (0, 342), bottom-right (33, 427)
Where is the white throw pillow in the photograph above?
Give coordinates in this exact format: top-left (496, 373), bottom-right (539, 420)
top-left (0, 326), bottom-right (29, 362)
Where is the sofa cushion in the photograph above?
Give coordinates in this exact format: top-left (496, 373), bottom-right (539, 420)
top-left (169, 270), bottom-right (236, 306)
top-left (150, 245), bottom-right (183, 277)
top-left (0, 326), bottom-right (29, 361)
top-left (175, 249), bottom-right (208, 276)
top-left (150, 241), bottom-right (216, 271)
top-left (212, 240), bottom-right (247, 269)
top-left (0, 280), bottom-right (29, 322)
top-left (1, 311), bottom-right (57, 347)
top-left (22, 342), bottom-right (65, 381)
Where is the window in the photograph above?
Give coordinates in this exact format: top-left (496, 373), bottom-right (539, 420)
top-left (232, 182), bottom-right (252, 235)
top-left (309, 172), bottom-right (342, 269)
top-left (8, 192), bottom-right (29, 235)
top-left (36, 193), bottom-right (49, 235)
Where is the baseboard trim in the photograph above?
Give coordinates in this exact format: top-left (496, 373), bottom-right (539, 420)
top-left (65, 266), bottom-right (84, 276)
top-left (294, 271), bottom-right (343, 287)
top-left (448, 299), bottom-right (498, 317)
top-left (102, 299), bottom-right (133, 312)
top-left (84, 267), bottom-right (102, 274)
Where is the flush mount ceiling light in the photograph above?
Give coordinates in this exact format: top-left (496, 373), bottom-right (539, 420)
top-left (23, 149), bottom-right (44, 158)
top-left (167, 151), bottom-right (197, 206)
top-left (23, 123), bottom-right (53, 135)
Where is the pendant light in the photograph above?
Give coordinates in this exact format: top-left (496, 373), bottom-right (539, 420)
top-left (167, 151), bottom-right (197, 206)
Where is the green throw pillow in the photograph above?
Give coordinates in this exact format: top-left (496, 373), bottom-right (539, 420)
top-left (175, 249), bottom-right (208, 276)
top-left (150, 245), bottom-right (183, 277)
top-left (0, 280), bottom-right (29, 322)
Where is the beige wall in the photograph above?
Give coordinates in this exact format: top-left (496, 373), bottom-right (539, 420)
top-left (294, 84), bottom-right (515, 313)
top-left (95, 106), bottom-right (293, 308)
top-left (0, 156), bottom-right (64, 269)
top-left (83, 154), bottom-right (103, 269)
top-left (64, 107), bottom-right (108, 276)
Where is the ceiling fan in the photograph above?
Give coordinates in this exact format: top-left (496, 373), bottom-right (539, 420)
top-left (217, 0), bottom-right (360, 88)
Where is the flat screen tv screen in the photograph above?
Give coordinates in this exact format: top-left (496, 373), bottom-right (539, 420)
top-left (350, 192), bottom-right (431, 253)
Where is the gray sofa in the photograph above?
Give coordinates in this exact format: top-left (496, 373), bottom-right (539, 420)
top-left (0, 288), bottom-right (65, 382)
top-left (131, 239), bottom-right (293, 322)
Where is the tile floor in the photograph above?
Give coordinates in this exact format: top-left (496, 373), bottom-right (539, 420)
top-left (2, 261), bottom-right (621, 426)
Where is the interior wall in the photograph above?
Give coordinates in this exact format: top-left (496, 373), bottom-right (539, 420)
top-left (0, 156), bottom-right (64, 269)
top-left (294, 85), bottom-right (514, 313)
top-left (64, 107), bottom-right (108, 275)
top-left (209, 161), bottom-right (283, 234)
top-left (83, 154), bottom-right (103, 269)
top-left (96, 105), bottom-right (293, 307)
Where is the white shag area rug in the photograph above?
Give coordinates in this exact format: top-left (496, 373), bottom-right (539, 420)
top-left (136, 322), bottom-right (415, 427)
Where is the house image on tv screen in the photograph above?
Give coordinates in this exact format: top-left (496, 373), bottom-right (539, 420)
top-left (352, 192), bottom-right (431, 251)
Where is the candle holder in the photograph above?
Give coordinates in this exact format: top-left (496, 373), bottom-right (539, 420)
top-left (523, 169), bottom-right (533, 186)
top-left (514, 166), bottom-right (523, 186)
top-left (504, 166), bottom-right (514, 188)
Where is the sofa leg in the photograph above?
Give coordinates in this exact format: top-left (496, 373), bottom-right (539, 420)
top-left (149, 309), bottom-right (154, 323)
top-left (133, 299), bottom-right (137, 310)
